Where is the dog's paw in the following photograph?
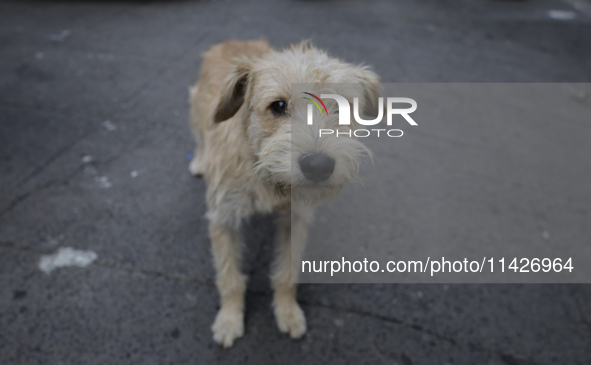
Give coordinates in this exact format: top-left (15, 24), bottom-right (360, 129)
top-left (274, 301), bottom-right (307, 339)
top-left (211, 308), bottom-right (244, 348)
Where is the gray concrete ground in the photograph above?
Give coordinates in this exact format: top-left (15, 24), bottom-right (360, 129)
top-left (0, 0), bottom-right (590, 364)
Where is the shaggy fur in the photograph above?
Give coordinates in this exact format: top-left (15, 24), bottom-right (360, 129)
top-left (189, 39), bottom-right (380, 347)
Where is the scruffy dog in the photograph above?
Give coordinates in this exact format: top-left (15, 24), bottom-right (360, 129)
top-left (189, 39), bottom-right (380, 347)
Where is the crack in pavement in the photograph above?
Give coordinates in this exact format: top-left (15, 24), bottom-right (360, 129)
top-left (0, 112), bottom-right (172, 218)
top-left (0, 102), bottom-right (87, 118)
top-left (298, 297), bottom-right (546, 365)
top-left (93, 259), bottom-right (214, 289)
top-left (0, 162), bottom-right (87, 218)
top-left (1, 128), bottom-right (92, 200)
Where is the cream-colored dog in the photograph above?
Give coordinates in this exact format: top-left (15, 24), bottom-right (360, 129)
top-left (189, 39), bottom-right (380, 347)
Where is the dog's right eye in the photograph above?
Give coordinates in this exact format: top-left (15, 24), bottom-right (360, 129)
top-left (270, 100), bottom-right (287, 115)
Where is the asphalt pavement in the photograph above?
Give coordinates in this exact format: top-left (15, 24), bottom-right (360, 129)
top-left (0, 0), bottom-right (590, 364)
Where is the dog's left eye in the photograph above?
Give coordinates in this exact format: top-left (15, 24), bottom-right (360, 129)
top-left (270, 100), bottom-right (287, 115)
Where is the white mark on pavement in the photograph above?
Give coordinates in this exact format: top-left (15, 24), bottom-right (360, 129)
top-left (95, 176), bottom-right (112, 188)
top-left (39, 247), bottom-right (98, 274)
top-left (81, 155), bottom-right (93, 163)
top-left (130, 170), bottom-right (139, 178)
top-left (548, 9), bottom-right (576, 20)
top-left (49, 29), bottom-right (71, 42)
top-left (103, 120), bottom-right (117, 131)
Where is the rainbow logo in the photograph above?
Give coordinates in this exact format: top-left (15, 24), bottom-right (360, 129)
top-left (302, 92), bottom-right (329, 116)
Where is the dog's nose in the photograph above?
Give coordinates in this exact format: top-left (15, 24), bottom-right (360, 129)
top-left (299, 154), bottom-right (335, 183)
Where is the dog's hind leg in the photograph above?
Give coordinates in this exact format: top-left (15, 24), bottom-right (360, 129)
top-left (209, 222), bottom-right (247, 348)
top-left (270, 210), bottom-right (310, 339)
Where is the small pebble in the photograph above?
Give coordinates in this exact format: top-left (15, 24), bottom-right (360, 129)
top-left (49, 29), bottom-right (70, 42)
top-left (103, 120), bottom-right (117, 131)
top-left (95, 176), bottom-right (112, 189)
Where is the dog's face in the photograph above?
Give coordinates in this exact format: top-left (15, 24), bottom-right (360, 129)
top-left (213, 43), bottom-right (380, 203)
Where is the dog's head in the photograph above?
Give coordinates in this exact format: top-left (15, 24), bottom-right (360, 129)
top-left (213, 42), bottom-right (380, 203)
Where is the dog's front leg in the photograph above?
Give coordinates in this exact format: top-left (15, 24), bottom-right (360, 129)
top-left (209, 222), bottom-right (247, 348)
top-left (271, 210), bottom-right (310, 339)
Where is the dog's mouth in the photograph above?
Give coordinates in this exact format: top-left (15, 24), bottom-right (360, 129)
top-left (297, 182), bottom-right (335, 189)
top-left (273, 181), bottom-right (337, 197)
top-left (273, 182), bottom-right (291, 197)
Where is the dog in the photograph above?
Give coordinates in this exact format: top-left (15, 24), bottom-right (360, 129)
top-left (189, 39), bottom-right (380, 347)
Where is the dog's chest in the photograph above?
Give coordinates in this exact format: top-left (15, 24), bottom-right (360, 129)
top-left (249, 182), bottom-right (290, 214)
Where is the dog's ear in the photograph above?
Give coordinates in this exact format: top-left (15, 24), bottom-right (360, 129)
top-left (213, 61), bottom-right (252, 123)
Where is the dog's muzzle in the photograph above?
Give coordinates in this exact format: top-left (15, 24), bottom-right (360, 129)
top-left (298, 154), bottom-right (335, 183)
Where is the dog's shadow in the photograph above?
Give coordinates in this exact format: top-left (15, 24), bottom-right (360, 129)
top-left (240, 213), bottom-right (278, 293)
